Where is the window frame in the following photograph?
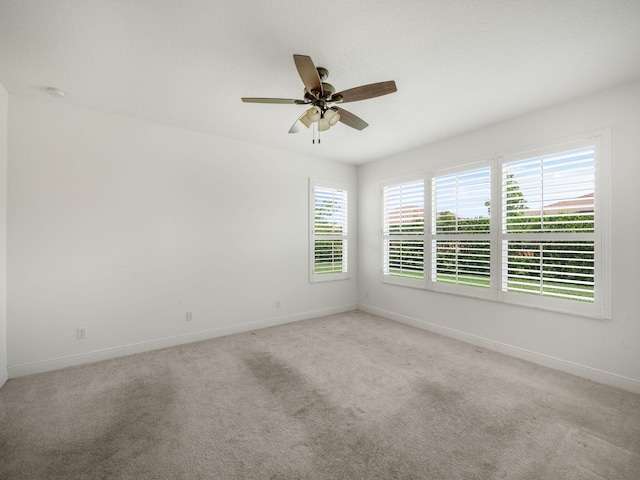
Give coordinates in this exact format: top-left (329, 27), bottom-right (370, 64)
top-left (378, 130), bottom-right (611, 319)
top-left (309, 178), bottom-right (350, 283)
top-left (496, 134), bottom-right (610, 318)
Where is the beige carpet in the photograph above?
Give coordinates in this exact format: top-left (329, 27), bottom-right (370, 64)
top-left (1, 310), bottom-right (639, 479)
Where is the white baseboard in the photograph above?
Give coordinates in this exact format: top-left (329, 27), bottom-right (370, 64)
top-left (358, 304), bottom-right (640, 395)
top-left (8, 304), bottom-right (357, 379)
top-left (0, 368), bottom-right (7, 389)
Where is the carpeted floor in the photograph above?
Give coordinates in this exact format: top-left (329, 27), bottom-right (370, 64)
top-left (1, 310), bottom-right (639, 479)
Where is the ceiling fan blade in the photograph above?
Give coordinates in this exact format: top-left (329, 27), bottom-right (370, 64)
top-left (334, 80), bottom-right (397, 103)
top-left (242, 97), bottom-right (306, 104)
top-left (288, 112), bottom-right (308, 133)
top-left (332, 107), bottom-right (369, 130)
top-left (293, 54), bottom-right (323, 95)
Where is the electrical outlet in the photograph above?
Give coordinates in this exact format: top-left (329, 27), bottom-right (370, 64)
top-left (77, 327), bottom-right (87, 339)
top-left (276, 300), bottom-right (281, 308)
top-left (186, 312), bottom-right (193, 321)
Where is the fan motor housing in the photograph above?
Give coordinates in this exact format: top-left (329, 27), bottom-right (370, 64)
top-left (304, 82), bottom-right (336, 100)
top-left (322, 83), bottom-right (335, 95)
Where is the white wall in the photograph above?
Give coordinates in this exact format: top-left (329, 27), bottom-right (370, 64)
top-left (358, 81), bottom-right (640, 393)
top-left (7, 82), bottom-right (640, 393)
top-left (7, 95), bottom-right (357, 376)
top-left (0, 83), bottom-right (7, 387)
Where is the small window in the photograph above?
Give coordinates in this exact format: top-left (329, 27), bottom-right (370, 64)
top-left (310, 179), bottom-right (349, 282)
top-left (431, 165), bottom-right (492, 296)
top-left (382, 177), bottom-right (425, 287)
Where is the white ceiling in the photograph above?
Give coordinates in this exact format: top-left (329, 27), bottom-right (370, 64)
top-left (1, 0), bottom-right (640, 165)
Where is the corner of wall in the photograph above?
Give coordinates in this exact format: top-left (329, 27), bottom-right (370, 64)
top-left (0, 83), bottom-right (7, 388)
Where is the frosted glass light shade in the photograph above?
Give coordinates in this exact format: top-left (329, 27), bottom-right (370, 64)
top-left (306, 106), bottom-right (321, 122)
top-left (324, 109), bottom-right (340, 126)
top-left (318, 118), bottom-right (330, 131)
top-left (300, 114), bottom-right (313, 128)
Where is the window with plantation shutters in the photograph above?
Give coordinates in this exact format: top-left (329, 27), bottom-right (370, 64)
top-left (378, 131), bottom-right (609, 318)
top-left (382, 177), bottom-right (425, 286)
top-left (310, 180), bottom-right (349, 283)
top-left (499, 141), bottom-right (604, 315)
top-left (431, 165), bottom-right (492, 295)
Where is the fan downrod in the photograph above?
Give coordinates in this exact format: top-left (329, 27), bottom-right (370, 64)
top-left (303, 67), bottom-right (341, 104)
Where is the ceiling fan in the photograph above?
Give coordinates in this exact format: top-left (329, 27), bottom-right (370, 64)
top-left (241, 54), bottom-right (397, 141)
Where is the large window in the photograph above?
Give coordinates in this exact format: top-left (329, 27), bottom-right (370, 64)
top-left (380, 132), bottom-right (610, 318)
top-left (382, 177), bottom-right (425, 287)
top-left (499, 139), bottom-right (606, 317)
top-left (310, 179), bottom-right (349, 282)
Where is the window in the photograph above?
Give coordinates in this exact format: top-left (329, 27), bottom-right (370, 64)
top-left (310, 179), bottom-right (349, 282)
top-left (382, 177), bottom-right (425, 287)
top-left (499, 138), bottom-right (607, 317)
top-left (431, 164), bottom-right (492, 297)
top-left (380, 131), bottom-right (610, 318)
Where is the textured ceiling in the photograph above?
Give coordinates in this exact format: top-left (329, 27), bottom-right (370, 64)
top-left (1, 0), bottom-right (640, 165)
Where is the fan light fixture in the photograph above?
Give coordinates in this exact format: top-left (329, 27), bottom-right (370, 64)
top-left (300, 106), bottom-right (340, 132)
top-left (324, 108), bottom-right (340, 126)
top-left (307, 106), bottom-right (321, 122)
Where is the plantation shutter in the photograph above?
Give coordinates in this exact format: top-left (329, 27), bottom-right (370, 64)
top-left (501, 146), bottom-right (596, 304)
top-left (377, 133), bottom-right (607, 318)
top-left (431, 166), bottom-right (492, 292)
top-left (311, 181), bottom-right (348, 282)
top-left (382, 179), bottom-right (425, 284)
